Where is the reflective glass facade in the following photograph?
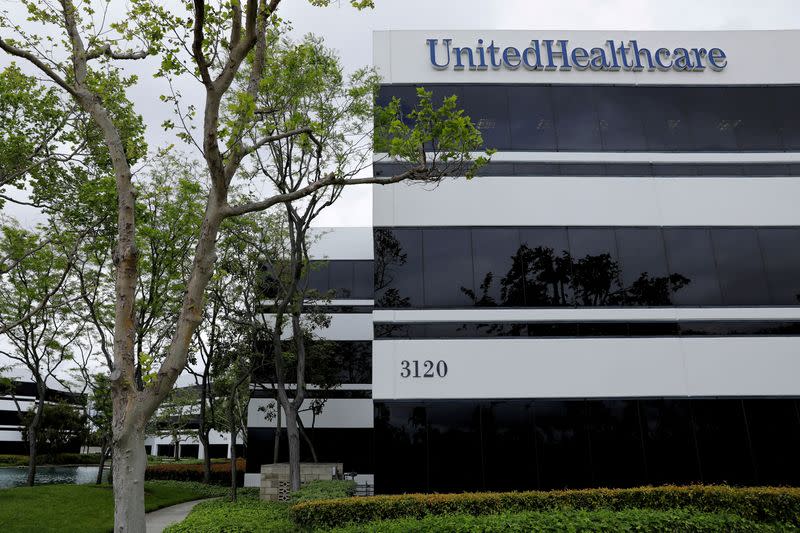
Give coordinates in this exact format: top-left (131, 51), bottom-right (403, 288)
top-left (374, 226), bottom-right (800, 308)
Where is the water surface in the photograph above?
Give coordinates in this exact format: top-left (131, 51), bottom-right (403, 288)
top-left (0, 465), bottom-right (110, 489)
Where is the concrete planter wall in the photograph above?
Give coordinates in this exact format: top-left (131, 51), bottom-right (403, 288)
top-left (260, 462), bottom-right (343, 501)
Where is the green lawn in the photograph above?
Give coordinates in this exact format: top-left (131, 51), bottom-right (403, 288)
top-left (0, 481), bottom-right (231, 533)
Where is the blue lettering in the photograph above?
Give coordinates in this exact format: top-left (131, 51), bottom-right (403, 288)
top-left (708, 48), bottom-right (727, 71)
top-left (487, 40), bottom-right (502, 69)
top-left (606, 40), bottom-right (620, 70)
top-left (571, 47), bottom-right (590, 70)
top-left (630, 40), bottom-right (654, 71)
top-left (427, 38), bottom-right (451, 70)
top-left (589, 47), bottom-right (608, 70)
top-left (522, 40), bottom-right (543, 70)
top-left (655, 48), bottom-right (672, 70)
top-left (476, 39), bottom-right (488, 70)
top-left (672, 47), bottom-right (693, 71)
top-left (502, 47), bottom-right (521, 69)
top-left (453, 46), bottom-right (475, 70)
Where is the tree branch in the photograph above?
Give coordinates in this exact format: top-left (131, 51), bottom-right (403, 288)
top-left (0, 38), bottom-right (77, 98)
top-left (86, 43), bottom-right (148, 61)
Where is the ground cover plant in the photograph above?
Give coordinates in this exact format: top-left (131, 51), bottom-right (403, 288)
top-left (145, 458), bottom-right (246, 484)
top-left (0, 480), bottom-right (231, 533)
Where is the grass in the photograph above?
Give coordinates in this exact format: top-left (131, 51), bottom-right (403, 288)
top-left (164, 494), bottom-right (294, 533)
top-left (0, 480), bottom-right (235, 533)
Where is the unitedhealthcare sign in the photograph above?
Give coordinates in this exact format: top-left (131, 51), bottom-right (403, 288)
top-left (426, 38), bottom-right (728, 72)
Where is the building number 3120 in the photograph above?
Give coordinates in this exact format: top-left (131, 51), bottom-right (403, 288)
top-left (400, 360), bottom-right (448, 378)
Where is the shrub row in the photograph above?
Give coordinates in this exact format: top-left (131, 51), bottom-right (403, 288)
top-left (325, 509), bottom-right (786, 533)
top-left (0, 453), bottom-right (103, 466)
top-left (291, 485), bottom-right (800, 529)
top-left (290, 480), bottom-right (357, 504)
top-left (145, 458), bottom-right (245, 485)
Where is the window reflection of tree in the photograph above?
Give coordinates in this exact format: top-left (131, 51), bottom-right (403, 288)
top-left (466, 244), bottom-right (691, 307)
top-left (374, 229), bottom-right (410, 309)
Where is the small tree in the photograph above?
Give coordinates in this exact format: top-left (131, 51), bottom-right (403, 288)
top-left (21, 401), bottom-right (87, 461)
top-left (147, 387), bottom-right (198, 461)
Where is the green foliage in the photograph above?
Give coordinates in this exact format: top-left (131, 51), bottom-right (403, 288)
top-left (289, 480), bottom-right (357, 504)
top-left (20, 401), bottom-right (87, 457)
top-left (374, 88), bottom-right (491, 178)
top-left (145, 480), bottom-right (252, 499)
top-left (324, 509), bottom-right (785, 533)
top-left (0, 481), bottom-right (231, 533)
top-left (164, 494), bottom-right (295, 533)
top-left (290, 485), bottom-right (800, 529)
top-left (145, 458), bottom-right (246, 485)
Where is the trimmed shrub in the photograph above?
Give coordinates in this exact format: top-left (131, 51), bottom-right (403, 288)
top-left (290, 485), bottom-right (800, 529)
top-left (324, 508), bottom-right (786, 533)
top-left (164, 494), bottom-right (294, 533)
top-left (290, 480), bottom-right (357, 504)
top-left (145, 458), bottom-right (246, 485)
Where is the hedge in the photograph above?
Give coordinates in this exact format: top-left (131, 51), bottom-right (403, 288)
top-left (325, 509), bottom-right (785, 533)
top-left (291, 485), bottom-right (800, 529)
top-left (290, 480), bottom-right (357, 504)
top-left (145, 458), bottom-right (246, 485)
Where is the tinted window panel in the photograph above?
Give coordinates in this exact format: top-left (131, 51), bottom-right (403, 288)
top-left (568, 228), bottom-right (623, 306)
top-left (374, 229), bottom-right (423, 308)
top-left (639, 399), bottom-right (701, 485)
top-left (685, 87), bottom-right (738, 150)
top-left (734, 88), bottom-right (781, 150)
top-left (615, 228), bottom-right (674, 306)
top-left (775, 88), bottom-right (800, 150)
top-left (640, 87), bottom-right (693, 151)
top-left (352, 261), bottom-right (374, 299)
top-left (663, 228), bottom-right (722, 306)
top-left (482, 401), bottom-right (536, 490)
top-left (594, 86), bottom-right (648, 151)
top-left (691, 399), bottom-right (755, 484)
top-left (328, 261), bottom-right (354, 299)
top-left (427, 402), bottom-right (483, 492)
top-left (306, 262), bottom-right (330, 294)
top-left (745, 399), bottom-right (800, 485)
top-left (533, 400), bottom-right (592, 489)
top-left (462, 85), bottom-right (509, 150)
top-left (471, 228), bottom-right (523, 307)
top-left (758, 228), bottom-right (800, 305)
top-left (519, 228), bottom-right (573, 306)
top-left (711, 228), bottom-right (770, 305)
top-left (374, 403), bottom-right (428, 494)
top-left (553, 86), bottom-right (602, 151)
top-left (423, 228), bottom-right (474, 307)
top-left (587, 400), bottom-right (646, 487)
top-left (507, 86), bottom-right (557, 150)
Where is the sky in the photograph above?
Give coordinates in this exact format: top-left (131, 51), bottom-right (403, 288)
top-left (1, 0), bottom-right (799, 381)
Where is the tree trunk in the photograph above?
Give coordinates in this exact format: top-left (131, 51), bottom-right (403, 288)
top-left (111, 424), bottom-right (147, 533)
top-left (228, 400), bottom-right (238, 501)
top-left (96, 442), bottom-right (109, 484)
top-left (199, 430), bottom-right (211, 483)
top-left (26, 384), bottom-right (46, 486)
top-left (273, 405), bottom-right (281, 464)
top-left (298, 418), bottom-right (317, 463)
top-left (173, 438), bottom-right (179, 461)
top-left (285, 404), bottom-right (301, 492)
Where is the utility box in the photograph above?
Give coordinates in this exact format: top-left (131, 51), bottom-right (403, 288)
top-left (260, 462), bottom-right (343, 502)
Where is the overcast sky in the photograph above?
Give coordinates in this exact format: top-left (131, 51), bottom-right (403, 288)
top-left (1, 0), bottom-right (799, 382)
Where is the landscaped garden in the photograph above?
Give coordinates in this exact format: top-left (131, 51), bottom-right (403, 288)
top-left (166, 482), bottom-right (800, 532)
top-left (0, 480), bottom-right (236, 533)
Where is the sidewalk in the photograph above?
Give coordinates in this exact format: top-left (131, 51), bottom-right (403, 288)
top-left (146, 498), bottom-right (214, 532)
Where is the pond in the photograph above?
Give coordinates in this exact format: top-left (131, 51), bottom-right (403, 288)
top-left (0, 465), bottom-right (110, 489)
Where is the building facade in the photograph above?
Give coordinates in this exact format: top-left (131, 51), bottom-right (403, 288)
top-left (248, 29), bottom-right (800, 492)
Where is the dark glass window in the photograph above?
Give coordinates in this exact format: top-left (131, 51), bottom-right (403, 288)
top-left (663, 228), bottom-right (722, 306)
top-left (462, 85), bottom-right (509, 150)
top-left (471, 228), bottom-right (523, 307)
top-left (734, 88), bottom-right (781, 150)
top-left (640, 87), bottom-right (693, 151)
top-left (775, 88), bottom-right (800, 150)
top-left (745, 399), bottom-right (800, 485)
top-left (533, 400), bottom-right (593, 489)
top-left (553, 86), bottom-right (602, 151)
top-left (352, 261), bottom-right (374, 299)
top-left (482, 401), bottom-right (536, 490)
top-left (374, 229), bottom-right (423, 308)
top-left (306, 262), bottom-right (330, 295)
top-left (594, 86), bottom-right (648, 151)
top-left (507, 86), bottom-right (557, 150)
top-left (519, 228), bottom-right (573, 306)
top-left (427, 402), bottom-right (484, 492)
top-left (568, 228), bottom-right (623, 306)
top-left (586, 400), bottom-right (646, 487)
top-left (691, 399), bottom-right (755, 484)
top-left (374, 403), bottom-right (428, 494)
top-left (710, 228), bottom-right (770, 305)
top-left (423, 228), bottom-right (474, 307)
top-left (757, 228), bottom-right (800, 305)
top-left (615, 228), bottom-right (674, 306)
top-left (685, 87), bottom-right (739, 151)
top-left (328, 261), bottom-right (354, 299)
top-left (639, 399), bottom-right (701, 485)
